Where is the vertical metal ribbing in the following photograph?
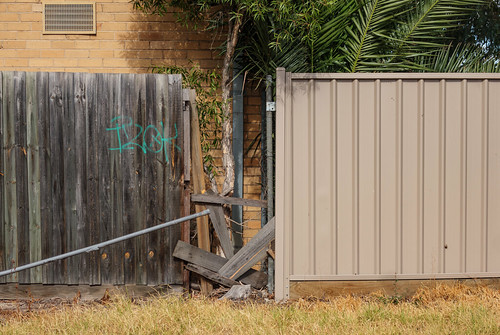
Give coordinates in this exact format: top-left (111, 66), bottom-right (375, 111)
top-left (332, 79), bottom-right (338, 275)
top-left (461, 79), bottom-right (468, 272)
top-left (375, 79), bottom-right (381, 274)
top-left (309, 79), bottom-right (315, 274)
top-left (396, 79), bottom-right (403, 274)
top-left (353, 79), bottom-right (359, 275)
top-left (482, 79), bottom-right (489, 272)
top-left (418, 79), bottom-right (424, 274)
top-left (440, 79), bottom-right (446, 273)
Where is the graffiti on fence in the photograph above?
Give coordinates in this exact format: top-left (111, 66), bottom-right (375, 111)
top-left (106, 116), bottom-right (181, 163)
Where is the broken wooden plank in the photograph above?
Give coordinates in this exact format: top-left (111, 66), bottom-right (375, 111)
top-left (173, 241), bottom-right (267, 289)
top-left (191, 193), bottom-right (267, 208)
top-left (189, 89), bottom-right (212, 294)
top-left (218, 217), bottom-right (275, 281)
top-left (267, 249), bottom-right (275, 260)
top-left (206, 205), bottom-right (234, 259)
top-left (185, 264), bottom-right (239, 288)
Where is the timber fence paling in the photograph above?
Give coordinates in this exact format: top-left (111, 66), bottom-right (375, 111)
top-left (37, 71), bottom-right (52, 284)
top-left (26, 71), bottom-right (42, 284)
top-left (0, 72), bottom-right (3, 284)
top-left (4, 72), bottom-right (18, 284)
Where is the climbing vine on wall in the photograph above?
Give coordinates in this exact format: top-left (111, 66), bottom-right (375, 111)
top-left (154, 64), bottom-right (224, 179)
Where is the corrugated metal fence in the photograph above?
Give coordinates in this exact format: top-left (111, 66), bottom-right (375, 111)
top-left (276, 69), bottom-right (500, 300)
top-left (0, 71), bottom-right (185, 286)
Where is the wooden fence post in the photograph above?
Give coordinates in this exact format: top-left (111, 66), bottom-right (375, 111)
top-left (189, 89), bottom-right (212, 294)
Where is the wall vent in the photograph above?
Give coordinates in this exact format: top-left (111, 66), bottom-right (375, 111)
top-left (43, 2), bottom-right (96, 34)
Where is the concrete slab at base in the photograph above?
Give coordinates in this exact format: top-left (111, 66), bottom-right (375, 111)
top-left (289, 278), bottom-right (500, 300)
top-left (0, 284), bottom-right (184, 301)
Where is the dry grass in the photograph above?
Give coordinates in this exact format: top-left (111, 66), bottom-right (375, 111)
top-left (1, 283), bottom-right (500, 334)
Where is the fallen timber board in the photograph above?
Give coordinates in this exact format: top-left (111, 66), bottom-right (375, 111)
top-left (185, 264), bottom-right (239, 288)
top-left (191, 193), bottom-right (267, 208)
top-left (173, 241), bottom-right (267, 289)
top-left (206, 205), bottom-right (234, 259)
top-left (218, 218), bottom-right (275, 281)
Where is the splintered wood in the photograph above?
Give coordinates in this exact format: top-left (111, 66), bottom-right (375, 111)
top-left (174, 213), bottom-right (274, 291)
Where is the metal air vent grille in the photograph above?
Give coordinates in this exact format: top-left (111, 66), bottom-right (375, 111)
top-left (43, 2), bottom-right (96, 34)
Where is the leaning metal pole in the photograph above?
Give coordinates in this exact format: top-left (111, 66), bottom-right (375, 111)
top-left (0, 210), bottom-right (211, 278)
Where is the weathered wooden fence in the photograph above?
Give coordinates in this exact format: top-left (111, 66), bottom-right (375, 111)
top-left (0, 71), bottom-right (185, 286)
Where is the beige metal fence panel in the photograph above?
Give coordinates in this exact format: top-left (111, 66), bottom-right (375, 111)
top-left (276, 69), bottom-right (500, 300)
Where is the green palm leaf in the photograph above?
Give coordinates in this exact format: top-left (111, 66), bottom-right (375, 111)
top-left (341, 0), bottom-right (409, 72)
top-left (393, 0), bottom-right (485, 54)
top-left (415, 43), bottom-right (500, 72)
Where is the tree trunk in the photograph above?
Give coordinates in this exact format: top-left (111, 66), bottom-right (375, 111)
top-left (220, 17), bottom-right (241, 196)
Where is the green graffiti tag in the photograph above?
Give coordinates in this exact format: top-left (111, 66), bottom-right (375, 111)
top-left (107, 116), bottom-right (181, 162)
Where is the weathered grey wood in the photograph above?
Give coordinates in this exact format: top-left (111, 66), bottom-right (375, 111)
top-left (0, 72), bottom-right (4, 284)
top-left (119, 73), bottom-right (141, 285)
top-left (148, 73), bottom-right (163, 286)
top-left (191, 193), bottom-right (267, 208)
top-left (26, 72), bottom-right (42, 283)
top-left (185, 263), bottom-right (240, 288)
top-left (62, 72), bottom-right (78, 285)
top-left (37, 72), bottom-right (52, 284)
top-left (97, 73), bottom-right (113, 284)
top-left (85, 73), bottom-right (100, 285)
top-left (73, 73), bottom-right (89, 284)
top-left (219, 218), bottom-right (275, 281)
top-left (11, 72), bottom-right (30, 283)
top-left (110, 74), bottom-right (124, 286)
top-left (206, 204), bottom-right (234, 258)
top-left (1, 71), bottom-right (185, 286)
top-left (3, 72), bottom-right (18, 283)
top-left (49, 72), bottom-right (66, 284)
top-left (134, 73), bottom-right (147, 285)
top-left (14, 72), bottom-right (30, 284)
top-left (145, 73), bottom-right (159, 286)
top-left (165, 74), bottom-right (183, 285)
top-left (173, 241), bottom-right (267, 289)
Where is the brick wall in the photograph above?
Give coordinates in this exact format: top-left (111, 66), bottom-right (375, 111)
top-left (242, 84), bottom-right (263, 243)
top-left (0, 0), bottom-right (224, 73)
top-left (0, 0), bottom-right (262, 244)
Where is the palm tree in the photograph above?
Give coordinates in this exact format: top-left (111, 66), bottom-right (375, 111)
top-left (237, 0), bottom-right (499, 80)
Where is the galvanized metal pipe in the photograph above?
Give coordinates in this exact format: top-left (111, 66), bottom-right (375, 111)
top-left (0, 210), bottom-right (210, 278)
top-left (266, 74), bottom-right (275, 293)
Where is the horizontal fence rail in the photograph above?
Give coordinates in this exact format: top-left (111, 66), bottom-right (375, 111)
top-left (0, 210), bottom-right (210, 278)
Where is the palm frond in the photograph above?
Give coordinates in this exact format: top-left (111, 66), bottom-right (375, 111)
top-left (237, 15), bottom-right (310, 81)
top-left (393, 0), bottom-right (486, 54)
top-left (415, 43), bottom-right (500, 72)
top-left (342, 0), bottom-right (409, 72)
top-left (312, 0), bottom-right (358, 72)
